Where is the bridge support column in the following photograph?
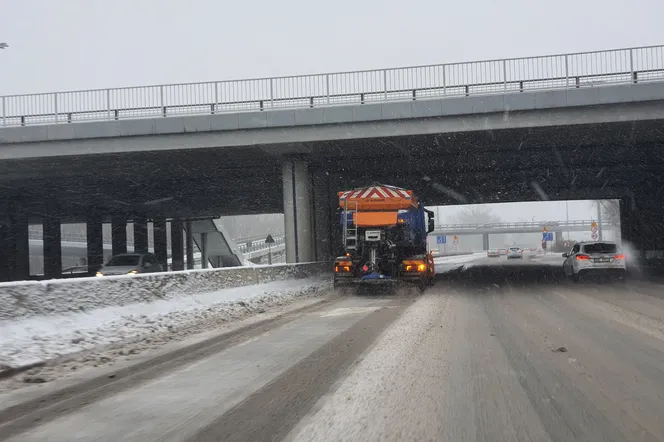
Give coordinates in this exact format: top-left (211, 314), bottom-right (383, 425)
top-left (171, 218), bottom-right (184, 271)
top-left (621, 196), bottom-right (664, 257)
top-left (43, 215), bottom-right (62, 279)
top-left (185, 220), bottom-right (194, 269)
top-left (86, 214), bottom-right (104, 274)
top-left (553, 231), bottom-right (564, 250)
top-left (312, 168), bottom-right (333, 261)
top-left (133, 217), bottom-right (148, 254)
top-left (200, 232), bottom-right (208, 269)
top-left (9, 206), bottom-right (30, 281)
top-left (0, 223), bottom-right (10, 282)
top-left (111, 217), bottom-right (127, 256)
top-left (283, 160), bottom-right (314, 263)
top-left (482, 233), bottom-right (490, 251)
top-left (153, 217), bottom-right (168, 270)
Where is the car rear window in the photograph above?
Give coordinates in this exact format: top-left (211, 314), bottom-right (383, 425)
top-left (509, 247), bottom-right (520, 251)
top-left (582, 243), bottom-right (617, 254)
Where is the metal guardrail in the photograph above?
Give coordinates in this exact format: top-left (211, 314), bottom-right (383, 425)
top-left (435, 220), bottom-right (617, 230)
top-left (236, 235), bottom-right (286, 254)
top-left (2, 45), bottom-right (664, 128)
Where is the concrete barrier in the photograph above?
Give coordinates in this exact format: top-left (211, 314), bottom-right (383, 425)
top-left (0, 262), bottom-right (329, 321)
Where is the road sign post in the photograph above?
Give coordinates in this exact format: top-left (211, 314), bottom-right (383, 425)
top-left (590, 221), bottom-right (599, 242)
top-left (265, 234), bottom-right (275, 265)
top-left (542, 231), bottom-right (553, 255)
top-left (437, 236), bottom-right (446, 255)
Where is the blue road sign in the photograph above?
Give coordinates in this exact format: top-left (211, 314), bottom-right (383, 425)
top-left (437, 235), bottom-right (447, 244)
top-left (542, 232), bottom-right (553, 241)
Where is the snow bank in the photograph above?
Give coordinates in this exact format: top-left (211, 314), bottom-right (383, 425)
top-left (0, 277), bottom-right (330, 369)
top-left (0, 262), bottom-right (328, 321)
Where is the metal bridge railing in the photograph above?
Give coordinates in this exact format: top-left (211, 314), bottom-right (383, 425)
top-left (237, 235), bottom-right (286, 254)
top-left (2, 45), bottom-right (664, 128)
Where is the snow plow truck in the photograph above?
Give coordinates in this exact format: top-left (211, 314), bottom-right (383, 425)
top-left (333, 184), bottom-right (436, 292)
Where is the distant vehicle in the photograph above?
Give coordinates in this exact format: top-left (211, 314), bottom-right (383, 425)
top-left (96, 253), bottom-right (163, 277)
top-left (61, 265), bottom-right (89, 276)
top-left (498, 248), bottom-right (508, 255)
top-left (333, 184), bottom-right (435, 292)
top-left (487, 249), bottom-right (500, 258)
top-left (507, 247), bottom-right (523, 259)
top-left (562, 241), bottom-right (626, 281)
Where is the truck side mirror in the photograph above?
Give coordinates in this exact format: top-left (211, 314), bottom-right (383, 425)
top-left (427, 218), bottom-right (435, 233)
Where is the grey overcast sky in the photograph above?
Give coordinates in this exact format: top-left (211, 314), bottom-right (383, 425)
top-left (1, 0), bottom-right (663, 95)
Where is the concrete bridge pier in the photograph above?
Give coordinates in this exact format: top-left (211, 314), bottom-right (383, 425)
top-left (153, 217), bottom-right (168, 270)
top-left (621, 194), bottom-right (664, 257)
top-left (283, 160), bottom-right (314, 264)
top-left (185, 220), bottom-right (195, 269)
top-left (3, 204), bottom-right (30, 281)
top-left (133, 217), bottom-right (148, 254)
top-left (482, 233), bottom-right (490, 251)
top-left (553, 231), bottom-right (564, 250)
top-left (86, 214), bottom-right (104, 275)
top-left (171, 218), bottom-right (185, 271)
top-left (111, 216), bottom-right (128, 255)
top-left (312, 168), bottom-right (334, 262)
top-left (42, 213), bottom-right (62, 279)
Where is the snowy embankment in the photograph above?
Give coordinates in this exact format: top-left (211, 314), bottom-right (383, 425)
top-left (0, 263), bottom-right (330, 373)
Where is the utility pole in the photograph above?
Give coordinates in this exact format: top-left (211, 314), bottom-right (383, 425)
top-left (565, 201), bottom-right (569, 239)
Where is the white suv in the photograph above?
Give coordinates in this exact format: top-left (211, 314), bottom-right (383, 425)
top-left (562, 241), bottom-right (626, 281)
top-left (506, 247), bottom-right (523, 259)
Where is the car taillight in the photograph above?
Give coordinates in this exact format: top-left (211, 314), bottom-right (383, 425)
top-left (576, 254), bottom-right (590, 260)
top-left (614, 254), bottom-right (626, 260)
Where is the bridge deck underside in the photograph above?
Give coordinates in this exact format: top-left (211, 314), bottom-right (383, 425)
top-left (0, 119), bottom-right (662, 222)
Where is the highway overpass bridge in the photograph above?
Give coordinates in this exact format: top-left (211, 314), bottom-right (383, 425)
top-left (1, 44), bottom-right (664, 280)
top-left (432, 220), bottom-right (618, 250)
top-left (432, 220), bottom-right (617, 236)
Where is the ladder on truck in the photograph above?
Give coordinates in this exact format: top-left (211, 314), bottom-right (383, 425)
top-left (343, 199), bottom-right (358, 250)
